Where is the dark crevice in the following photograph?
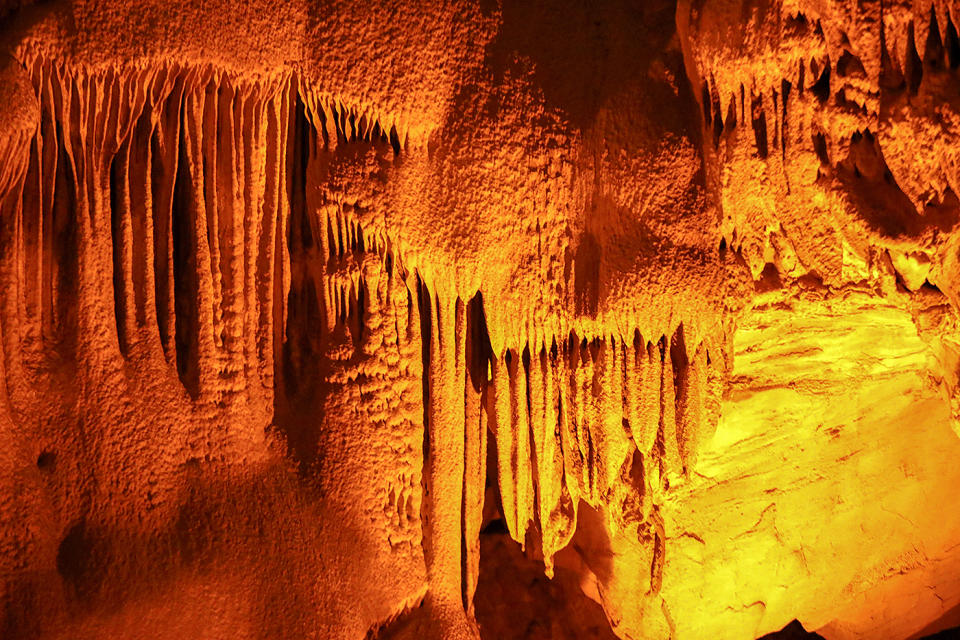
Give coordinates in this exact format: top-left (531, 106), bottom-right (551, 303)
top-left (50, 119), bottom-right (78, 345)
top-left (669, 325), bottom-right (689, 474)
top-left (467, 293), bottom-right (493, 393)
top-left (701, 82), bottom-right (712, 125)
top-left (417, 273), bottom-right (433, 510)
top-left (711, 82), bottom-right (723, 146)
top-left (836, 129), bottom-right (935, 237)
top-left (521, 345), bottom-right (533, 427)
top-left (355, 277), bottom-right (367, 346)
top-left (325, 213), bottom-right (338, 267)
top-left (479, 518), bottom-right (508, 535)
top-left (109, 144), bottom-right (128, 356)
top-left (906, 24), bottom-right (924, 93)
top-left (649, 510), bottom-right (665, 594)
top-left (463, 292), bottom-right (493, 612)
top-left (311, 90), bottom-right (330, 150)
top-left (171, 102), bottom-right (200, 399)
top-left (835, 88), bottom-right (867, 114)
top-left (36, 450), bottom-right (55, 470)
top-left (811, 60), bottom-right (831, 103)
top-left (725, 96), bottom-right (737, 130)
top-left (151, 124), bottom-right (173, 360)
top-left (756, 262), bottom-right (782, 292)
top-left (627, 447), bottom-right (644, 492)
top-left (383, 251), bottom-right (394, 278)
top-left (836, 51), bottom-right (866, 78)
top-left (751, 93), bottom-right (768, 159)
top-left (129, 108), bottom-right (154, 330)
top-left (272, 90), bottom-right (330, 473)
top-left (812, 132), bottom-right (829, 166)
top-left (780, 79), bottom-right (791, 159)
top-left (946, 14), bottom-right (960, 68)
top-left (880, 29), bottom-right (907, 92)
top-left (784, 12), bottom-right (808, 36)
top-left (290, 94), bottom-right (314, 253)
top-left (389, 124), bottom-right (401, 156)
top-left (925, 9), bottom-right (944, 69)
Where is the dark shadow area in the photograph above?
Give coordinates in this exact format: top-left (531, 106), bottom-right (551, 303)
top-left (918, 625), bottom-right (960, 640)
top-left (485, 0), bottom-right (677, 131)
top-left (759, 620), bottom-right (826, 639)
top-left (831, 129), bottom-right (959, 239)
top-left (760, 617), bottom-right (960, 639)
top-left (474, 527), bottom-right (618, 640)
top-left (910, 602), bottom-right (960, 639)
top-left (171, 102), bottom-right (201, 398)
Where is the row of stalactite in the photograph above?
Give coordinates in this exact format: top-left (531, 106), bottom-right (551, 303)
top-left (407, 280), bottom-right (724, 616)
top-left (0, 58), bottom-right (297, 408)
top-left (287, 212), bottom-right (725, 610)
top-left (0, 55), bottom-right (406, 406)
top-left (0, 54), bottom-right (725, 625)
top-left (699, 3), bottom-right (960, 160)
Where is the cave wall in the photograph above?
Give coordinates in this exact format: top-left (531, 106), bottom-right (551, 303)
top-left (1, 1), bottom-right (960, 639)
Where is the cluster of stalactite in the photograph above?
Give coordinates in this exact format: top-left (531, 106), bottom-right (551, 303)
top-left (0, 53), bottom-right (726, 629)
top-left (700, 4), bottom-right (960, 164)
top-left (682, 0), bottom-right (960, 297)
top-left (0, 58), bottom-right (295, 412)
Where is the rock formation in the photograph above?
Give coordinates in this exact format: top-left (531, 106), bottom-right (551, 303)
top-left (0, 1), bottom-right (959, 639)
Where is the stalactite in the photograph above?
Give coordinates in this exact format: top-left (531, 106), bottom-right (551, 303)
top-left (4, 2), bottom-right (960, 638)
top-left (507, 346), bottom-right (534, 545)
top-left (419, 286), bottom-right (475, 634)
top-left (556, 337), bottom-right (581, 533)
top-left (676, 340), bottom-right (708, 472)
top-left (535, 342), bottom-right (575, 575)
top-left (489, 351), bottom-right (518, 541)
top-left (0, 51), bottom-right (731, 639)
top-left (598, 336), bottom-right (632, 501)
top-left (658, 336), bottom-right (681, 483)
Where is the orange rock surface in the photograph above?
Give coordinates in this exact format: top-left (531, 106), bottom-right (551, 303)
top-left (1, 1), bottom-right (959, 639)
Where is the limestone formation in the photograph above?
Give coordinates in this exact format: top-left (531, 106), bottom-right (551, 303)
top-left (0, 1), bottom-right (959, 639)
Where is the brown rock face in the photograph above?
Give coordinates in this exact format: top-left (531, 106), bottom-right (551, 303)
top-left (0, 1), bottom-right (959, 639)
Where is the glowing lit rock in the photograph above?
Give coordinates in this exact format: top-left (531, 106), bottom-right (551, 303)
top-left (0, 1), bottom-right (960, 639)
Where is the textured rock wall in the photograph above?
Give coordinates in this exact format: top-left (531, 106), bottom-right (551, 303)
top-left (0, 1), bottom-right (959, 639)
